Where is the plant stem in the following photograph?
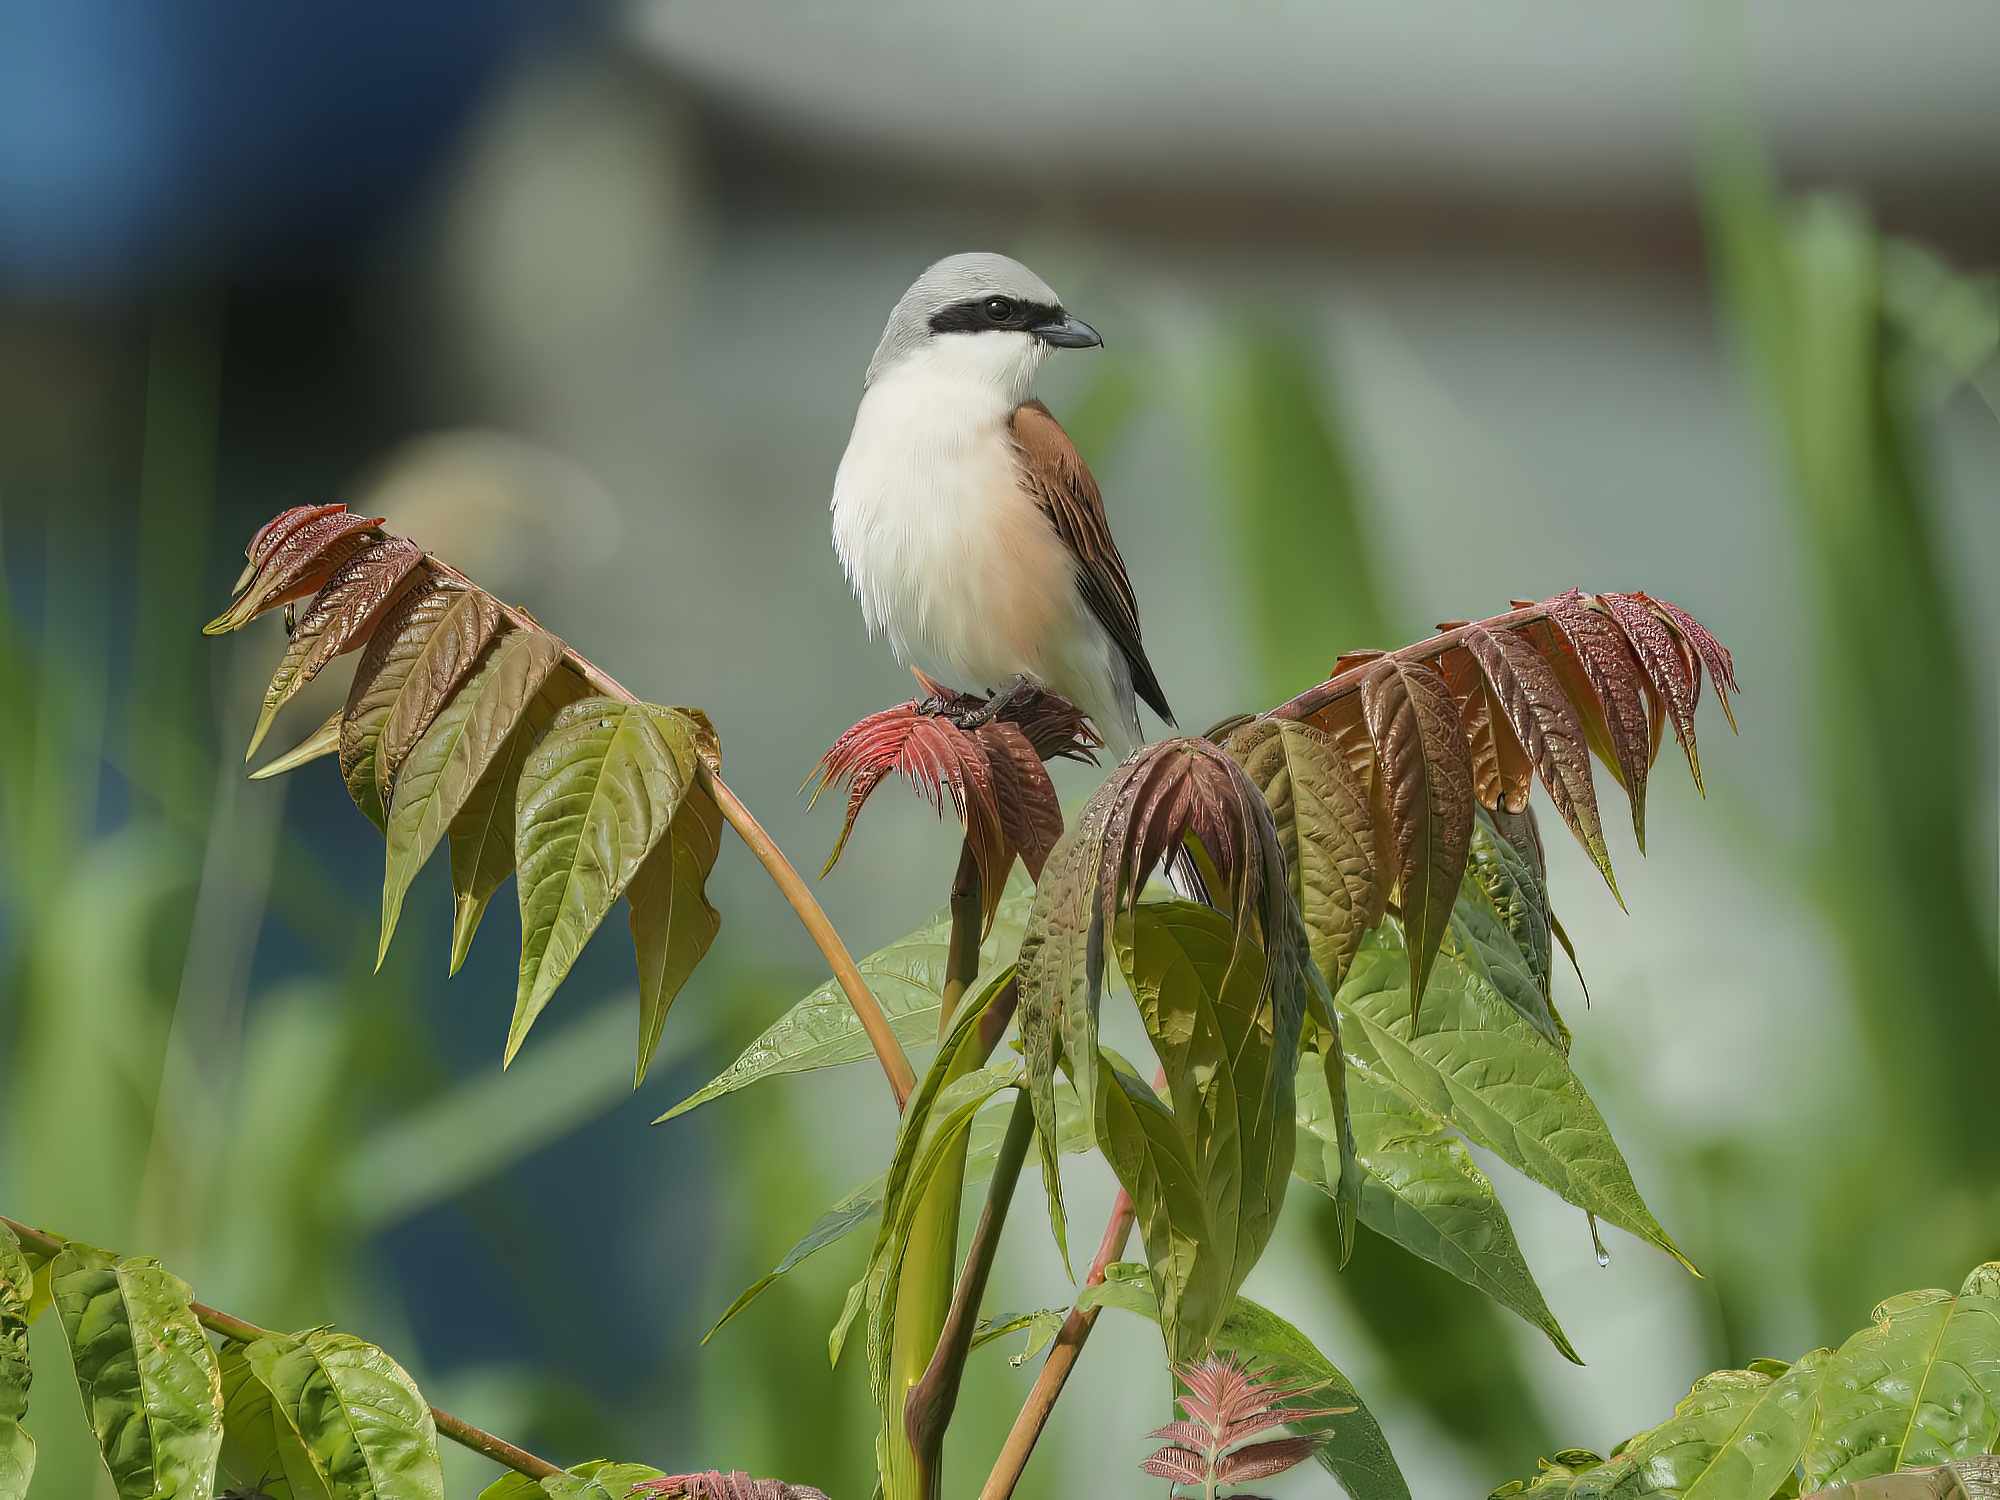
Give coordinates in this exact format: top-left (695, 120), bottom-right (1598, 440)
top-left (883, 849), bottom-right (984, 1500)
top-left (2, 1215), bottom-right (563, 1482)
top-left (427, 558), bottom-right (918, 1110)
top-left (907, 1090), bottom-right (1035, 1491)
top-left (703, 765), bottom-right (917, 1108)
top-left (978, 1187), bottom-right (1138, 1500)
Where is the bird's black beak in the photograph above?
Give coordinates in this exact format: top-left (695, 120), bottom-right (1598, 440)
top-left (1033, 314), bottom-right (1102, 349)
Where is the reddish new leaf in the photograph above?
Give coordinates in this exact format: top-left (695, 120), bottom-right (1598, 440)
top-left (978, 720), bottom-right (1063, 880)
top-left (1216, 1433), bottom-right (1336, 1485)
top-left (1461, 624), bottom-right (1617, 900)
top-left (246, 538), bottom-right (426, 758)
top-left (1540, 590), bottom-right (1655, 847)
top-left (1140, 1446), bottom-right (1211, 1485)
top-left (207, 507), bottom-right (385, 634)
top-left (1360, 657), bottom-right (1474, 1023)
top-left (1142, 1354), bottom-right (1346, 1495)
top-left (1598, 591), bottom-right (1705, 792)
top-left (1650, 594), bottom-right (1740, 731)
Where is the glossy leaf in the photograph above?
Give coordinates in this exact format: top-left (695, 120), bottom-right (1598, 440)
top-left (378, 629), bottom-right (569, 966)
top-left (509, 699), bottom-right (708, 1058)
top-left (210, 507), bottom-right (382, 635)
top-left (51, 1244), bottom-right (224, 1500)
top-left (1361, 657), bottom-right (1475, 1022)
top-left (1802, 1264), bottom-right (2000, 1489)
top-left (1542, 591), bottom-right (1655, 846)
top-left (1599, 591), bottom-right (1706, 792)
top-left (242, 1327), bottom-right (444, 1500)
top-left (1337, 926), bottom-right (1688, 1268)
top-left (219, 1338), bottom-right (332, 1500)
top-left (630, 776), bottom-right (724, 1085)
top-left (659, 884), bottom-right (1034, 1121)
top-left (1680, 1351), bottom-right (1830, 1500)
top-left (0, 1227), bottom-right (32, 1500)
top-left (1298, 1044), bottom-right (1573, 1359)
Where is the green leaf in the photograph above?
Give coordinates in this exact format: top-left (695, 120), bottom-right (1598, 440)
top-left (510, 698), bottom-right (706, 1061)
top-left (50, 1244), bottom-right (224, 1500)
top-left (1336, 925), bottom-right (1689, 1270)
top-left (242, 1327), bottom-right (445, 1500)
top-left (1802, 1264), bottom-right (2000, 1489)
top-left (378, 628), bottom-right (567, 967)
top-left (1679, 1351), bottom-right (1830, 1500)
top-left (478, 1461), bottom-right (667, 1500)
top-left (657, 883), bottom-right (1033, 1121)
top-left (0, 1227), bottom-right (34, 1500)
top-left (1227, 716), bottom-right (1385, 995)
top-left (1105, 900), bottom-right (1297, 1361)
top-left (1454, 806), bottom-right (1567, 1050)
top-left (629, 776), bottom-right (723, 1085)
top-left (1297, 1044), bottom-right (1574, 1360)
top-left (1080, 1268), bottom-right (1410, 1500)
top-left (1545, 1361), bottom-right (1823, 1500)
top-left (445, 662), bottom-right (590, 974)
top-left (1092, 1048), bottom-right (1217, 1362)
top-left (972, 1309), bottom-right (1068, 1367)
top-left (219, 1338), bottom-right (332, 1500)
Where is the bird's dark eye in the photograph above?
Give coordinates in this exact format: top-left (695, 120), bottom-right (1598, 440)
top-left (983, 297), bottom-right (1015, 323)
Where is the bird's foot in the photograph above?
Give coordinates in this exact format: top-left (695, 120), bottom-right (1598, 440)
top-left (951, 675), bottom-right (1038, 730)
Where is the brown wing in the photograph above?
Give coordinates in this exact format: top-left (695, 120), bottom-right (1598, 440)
top-left (1008, 399), bottom-right (1174, 725)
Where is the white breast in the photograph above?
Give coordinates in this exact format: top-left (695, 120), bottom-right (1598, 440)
top-left (830, 335), bottom-right (1087, 693)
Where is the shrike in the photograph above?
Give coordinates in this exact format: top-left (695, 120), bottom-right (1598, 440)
top-left (831, 253), bottom-right (1173, 756)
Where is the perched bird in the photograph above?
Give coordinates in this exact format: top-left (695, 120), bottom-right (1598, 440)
top-left (830, 252), bottom-right (1173, 756)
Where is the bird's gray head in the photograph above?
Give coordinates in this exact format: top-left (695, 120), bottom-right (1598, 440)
top-left (864, 252), bottom-right (1101, 388)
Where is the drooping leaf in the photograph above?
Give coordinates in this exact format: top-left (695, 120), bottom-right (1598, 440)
top-left (1108, 900), bottom-right (1299, 1361)
top-left (0, 1227), bottom-right (34, 1500)
top-left (247, 538), bottom-right (426, 758)
top-left (219, 1338), bottom-right (332, 1500)
top-left (1018, 738), bottom-right (1290, 1261)
top-left (1360, 657), bottom-right (1476, 1023)
top-left (339, 581), bottom-right (503, 828)
top-left (1460, 623), bottom-right (1617, 898)
top-left (379, 629), bottom-right (570, 966)
top-left (1598, 591), bottom-right (1707, 792)
top-left (630, 776), bottom-right (724, 1085)
top-left (1541, 591), bottom-right (1656, 846)
top-left (509, 699), bottom-right (708, 1060)
top-left (241, 1328), bottom-right (445, 1500)
top-left (658, 883), bottom-right (1034, 1121)
top-left (1453, 806), bottom-right (1566, 1049)
top-left (50, 1244), bottom-right (224, 1500)
top-left (1298, 1054), bottom-right (1574, 1359)
top-left (1337, 925), bottom-right (1689, 1269)
top-left (1226, 716), bottom-right (1385, 995)
top-left (1801, 1264), bottom-right (2000, 1490)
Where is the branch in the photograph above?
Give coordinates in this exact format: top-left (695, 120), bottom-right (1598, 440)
top-left (2, 1215), bottom-right (562, 1482)
top-left (978, 1185), bottom-right (1138, 1500)
top-left (427, 558), bottom-right (918, 1109)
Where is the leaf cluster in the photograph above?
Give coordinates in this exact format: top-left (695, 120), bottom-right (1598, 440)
top-left (208, 505), bottom-right (724, 1081)
top-left (1497, 1264), bottom-right (2000, 1500)
top-left (1140, 1352), bottom-right (1352, 1496)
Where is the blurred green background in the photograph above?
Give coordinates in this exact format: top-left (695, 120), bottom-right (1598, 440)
top-left (1, 3), bottom-right (1995, 1497)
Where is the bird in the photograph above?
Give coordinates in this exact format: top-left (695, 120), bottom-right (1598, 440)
top-left (830, 252), bottom-right (1174, 758)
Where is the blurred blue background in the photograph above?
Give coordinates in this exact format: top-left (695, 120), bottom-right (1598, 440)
top-left (0, 3), bottom-right (1995, 1497)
